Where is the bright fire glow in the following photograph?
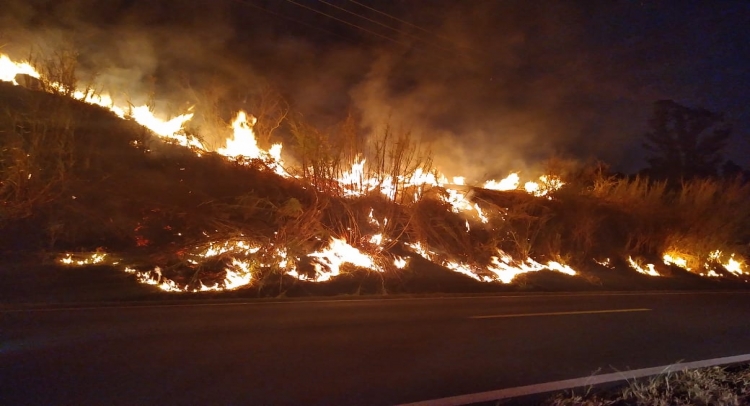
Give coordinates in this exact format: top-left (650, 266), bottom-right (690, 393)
top-left (305, 238), bottom-right (383, 281)
top-left (0, 54), bottom-right (40, 84)
top-left (709, 250), bottom-right (746, 276)
top-left (628, 257), bottom-right (660, 276)
top-left (0, 53), bottom-right (200, 150)
top-left (58, 252), bottom-right (108, 266)
top-left (483, 173), bottom-right (520, 191)
top-left (488, 251), bottom-right (576, 283)
top-left (663, 253), bottom-right (691, 270)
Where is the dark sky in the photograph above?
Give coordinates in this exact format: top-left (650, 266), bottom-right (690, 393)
top-left (1, 0), bottom-right (748, 178)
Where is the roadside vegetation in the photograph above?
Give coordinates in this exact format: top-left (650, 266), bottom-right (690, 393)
top-left (1, 48), bottom-right (749, 296)
top-left (547, 363), bottom-right (750, 406)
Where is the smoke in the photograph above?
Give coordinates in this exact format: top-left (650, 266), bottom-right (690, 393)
top-left (1, 0), bottom-right (747, 174)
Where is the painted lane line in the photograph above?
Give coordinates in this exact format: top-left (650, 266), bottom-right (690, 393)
top-left (470, 308), bottom-right (651, 319)
top-left (397, 353), bottom-right (750, 406)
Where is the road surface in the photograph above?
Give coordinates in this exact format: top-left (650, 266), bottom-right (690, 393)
top-left (2, 291), bottom-right (750, 405)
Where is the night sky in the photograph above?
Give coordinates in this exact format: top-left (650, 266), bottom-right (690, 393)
top-left (1, 0), bottom-right (748, 178)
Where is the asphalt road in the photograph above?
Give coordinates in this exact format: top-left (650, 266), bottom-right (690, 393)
top-left (2, 291), bottom-right (750, 405)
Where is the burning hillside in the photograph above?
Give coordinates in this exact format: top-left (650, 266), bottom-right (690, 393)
top-left (1, 52), bottom-right (748, 295)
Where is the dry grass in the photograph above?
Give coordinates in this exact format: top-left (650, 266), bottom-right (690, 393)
top-left (547, 364), bottom-right (750, 406)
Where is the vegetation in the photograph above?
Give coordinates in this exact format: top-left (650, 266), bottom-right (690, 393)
top-left (1, 49), bottom-right (749, 296)
top-left (642, 100), bottom-right (731, 182)
top-left (547, 363), bottom-right (750, 406)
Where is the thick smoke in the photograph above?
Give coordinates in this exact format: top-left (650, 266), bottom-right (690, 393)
top-left (1, 0), bottom-right (748, 175)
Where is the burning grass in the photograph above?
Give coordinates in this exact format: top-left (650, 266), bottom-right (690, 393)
top-left (1, 51), bottom-right (749, 295)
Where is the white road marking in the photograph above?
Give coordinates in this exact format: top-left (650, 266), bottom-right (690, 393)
top-left (471, 308), bottom-right (651, 319)
top-left (397, 353), bottom-right (750, 406)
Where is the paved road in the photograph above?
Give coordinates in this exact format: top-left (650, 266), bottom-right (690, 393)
top-left (2, 291), bottom-right (750, 405)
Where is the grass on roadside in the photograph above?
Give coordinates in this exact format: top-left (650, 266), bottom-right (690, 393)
top-left (547, 363), bottom-right (750, 406)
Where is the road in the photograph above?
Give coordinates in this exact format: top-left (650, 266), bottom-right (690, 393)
top-left (2, 291), bottom-right (750, 405)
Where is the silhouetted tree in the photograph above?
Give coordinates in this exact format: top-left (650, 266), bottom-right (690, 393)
top-left (643, 100), bottom-right (731, 181)
top-left (722, 160), bottom-right (744, 179)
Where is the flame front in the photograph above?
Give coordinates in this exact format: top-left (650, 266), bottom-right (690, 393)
top-left (628, 257), bottom-right (659, 276)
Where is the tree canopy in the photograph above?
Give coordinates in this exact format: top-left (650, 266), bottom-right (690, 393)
top-left (643, 100), bottom-right (731, 181)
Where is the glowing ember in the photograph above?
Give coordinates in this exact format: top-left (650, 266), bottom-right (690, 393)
top-left (594, 258), bottom-right (613, 268)
top-left (627, 257), bottom-right (660, 276)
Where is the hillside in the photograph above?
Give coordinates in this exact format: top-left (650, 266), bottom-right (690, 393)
top-left (1, 74), bottom-right (749, 300)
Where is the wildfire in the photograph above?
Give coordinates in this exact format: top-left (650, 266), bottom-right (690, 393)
top-left (0, 54), bottom-right (39, 84)
top-left (0, 53), bottom-right (200, 149)
top-left (304, 238), bottom-right (383, 282)
top-left (483, 173), bottom-right (520, 191)
top-left (406, 242), bottom-right (576, 283)
top-left (488, 251), bottom-right (576, 283)
top-left (13, 51), bottom-right (747, 293)
top-left (660, 249), bottom-right (746, 277)
top-left (708, 250), bottom-right (746, 276)
top-left (58, 252), bottom-right (109, 266)
top-left (627, 257), bottom-right (660, 276)
top-left (663, 252), bottom-right (691, 270)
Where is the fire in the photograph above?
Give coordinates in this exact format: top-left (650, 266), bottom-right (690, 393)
top-left (660, 249), bottom-right (747, 277)
top-left (18, 51), bottom-right (745, 292)
top-left (0, 53), bottom-right (198, 150)
top-left (406, 242), bottom-right (576, 283)
top-left (627, 257), bottom-right (660, 276)
top-left (58, 252), bottom-right (108, 266)
top-left (483, 173), bottom-right (520, 191)
top-left (305, 238), bottom-right (383, 282)
top-left (488, 251), bottom-right (576, 283)
top-left (393, 257), bottom-right (408, 269)
top-left (524, 175), bottom-right (565, 197)
top-left (708, 250), bottom-right (746, 276)
top-left (663, 253), bottom-right (691, 270)
top-left (594, 258), bottom-right (613, 268)
top-left (216, 111), bottom-right (288, 176)
top-left (0, 54), bottom-right (40, 84)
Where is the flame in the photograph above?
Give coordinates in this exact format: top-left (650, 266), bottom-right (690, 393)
top-left (21, 52), bottom-right (742, 290)
top-left (393, 257), bottom-right (408, 269)
top-left (0, 54), bottom-right (40, 84)
top-left (1, 53), bottom-right (198, 149)
top-left (406, 242), bottom-right (575, 283)
top-left (305, 238), bottom-right (383, 281)
top-left (58, 252), bottom-right (108, 266)
top-left (663, 252), bottom-right (691, 270)
top-left (708, 250), bottom-right (746, 276)
top-left (217, 111), bottom-right (288, 176)
top-left (627, 257), bottom-right (660, 276)
top-left (483, 173), bottom-right (520, 191)
top-left (524, 175), bottom-right (565, 197)
top-left (488, 251), bottom-right (576, 283)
